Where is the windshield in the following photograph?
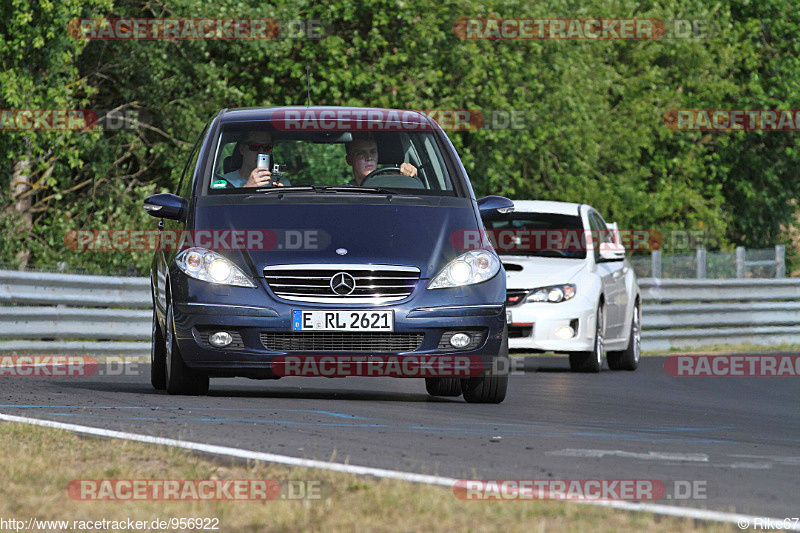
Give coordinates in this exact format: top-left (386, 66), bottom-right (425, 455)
top-left (485, 212), bottom-right (587, 259)
top-left (206, 124), bottom-right (457, 196)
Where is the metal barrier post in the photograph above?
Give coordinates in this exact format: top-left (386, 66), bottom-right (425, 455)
top-left (736, 247), bottom-right (745, 279)
top-left (696, 248), bottom-right (706, 279)
top-left (652, 250), bottom-right (662, 279)
top-left (776, 245), bottom-right (786, 278)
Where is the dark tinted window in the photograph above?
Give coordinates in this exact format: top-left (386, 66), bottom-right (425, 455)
top-left (205, 125), bottom-right (457, 196)
top-left (485, 212), bottom-right (587, 259)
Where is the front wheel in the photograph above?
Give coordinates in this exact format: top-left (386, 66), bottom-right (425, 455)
top-left (425, 377), bottom-right (462, 397)
top-left (608, 301), bottom-right (640, 371)
top-left (164, 303), bottom-right (209, 396)
top-left (462, 326), bottom-right (509, 404)
top-left (569, 303), bottom-right (604, 373)
top-left (150, 307), bottom-right (166, 390)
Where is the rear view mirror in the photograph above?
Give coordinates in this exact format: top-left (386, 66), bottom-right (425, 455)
top-left (598, 241), bottom-right (626, 261)
top-left (477, 196), bottom-right (514, 221)
top-left (143, 193), bottom-right (187, 221)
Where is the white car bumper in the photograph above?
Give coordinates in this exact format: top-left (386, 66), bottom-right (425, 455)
top-left (507, 296), bottom-right (597, 352)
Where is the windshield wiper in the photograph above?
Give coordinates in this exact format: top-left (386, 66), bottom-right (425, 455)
top-left (249, 186), bottom-right (397, 195)
top-left (245, 185), bottom-right (415, 198)
top-left (250, 186), bottom-right (317, 194)
top-left (312, 186), bottom-right (399, 195)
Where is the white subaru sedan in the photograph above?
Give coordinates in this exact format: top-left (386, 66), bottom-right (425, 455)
top-left (486, 201), bottom-right (640, 372)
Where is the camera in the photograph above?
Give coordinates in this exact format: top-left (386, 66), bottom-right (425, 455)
top-left (257, 153), bottom-right (287, 176)
top-left (256, 153), bottom-right (272, 170)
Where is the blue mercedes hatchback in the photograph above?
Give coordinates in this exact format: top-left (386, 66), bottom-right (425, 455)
top-left (145, 107), bottom-right (513, 402)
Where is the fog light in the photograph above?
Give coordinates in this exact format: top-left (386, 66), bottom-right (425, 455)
top-left (449, 332), bottom-right (472, 348)
top-left (209, 331), bottom-right (233, 347)
top-left (555, 326), bottom-right (574, 340)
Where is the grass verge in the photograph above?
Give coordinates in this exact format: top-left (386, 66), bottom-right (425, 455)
top-left (0, 421), bottom-right (739, 532)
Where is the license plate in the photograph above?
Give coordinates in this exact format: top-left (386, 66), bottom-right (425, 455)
top-left (292, 310), bottom-right (394, 331)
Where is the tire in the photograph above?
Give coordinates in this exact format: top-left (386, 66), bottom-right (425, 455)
top-left (150, 307), bottom-right (166, 390)
top-left (608, 301), bottom-right (640, 371)
top-left (569, 303), bottom-right (604, 373)
top-left (164, 303), bottom-right (209, 396)
top-left (425, 377), bottom-right (462, 397)
top-left (462, 325), bottom-right (509, 404)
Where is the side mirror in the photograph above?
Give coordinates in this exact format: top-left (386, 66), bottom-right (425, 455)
top-left (143, 193), bottom-right (187, 221)
top-left (477, 196), bottom-right (514, 221)
top-left (598, 241), bottom-right (626, 261)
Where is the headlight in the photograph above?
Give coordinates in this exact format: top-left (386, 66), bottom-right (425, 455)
top-left (526, 284), bottom-right (576, 303)
top-left (175, 248), bottom-right (256, 288)
top-left (428, 250), bottom-right (500, 289)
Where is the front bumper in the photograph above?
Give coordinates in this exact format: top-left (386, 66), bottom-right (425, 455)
top-left (506, 296), bottom-right (597, 352)
top-left (169, 272), bottom-right (507, 378)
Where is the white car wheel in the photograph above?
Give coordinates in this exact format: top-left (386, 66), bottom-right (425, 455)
top-left (569, 303), bottom-right (603, 373)
top-left (608, 301), bottom-right (640, 371)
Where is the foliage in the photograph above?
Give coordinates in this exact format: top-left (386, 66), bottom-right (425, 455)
top-left (1, 0), bottom-right (799, 273)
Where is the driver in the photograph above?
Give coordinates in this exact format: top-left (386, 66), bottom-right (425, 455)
top-left (344, 132), bottom-right (417, 186)
top-left (221, 131), bottom-right (291, 188)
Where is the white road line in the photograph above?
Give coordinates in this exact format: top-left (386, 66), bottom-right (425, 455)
top-left (0, 412), bottom-right (797, 530)
top-left (729, 454), bottom-right (800, 465)
top-left (547, 448), bottom-right (709, 462)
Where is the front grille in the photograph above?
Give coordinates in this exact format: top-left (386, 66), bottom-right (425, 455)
top-left (506, 290), bottom-right (529, 307)
top-left (264, 264), bottom-right (420, 303)
top-left (260, 332), bottom-right (424, 352)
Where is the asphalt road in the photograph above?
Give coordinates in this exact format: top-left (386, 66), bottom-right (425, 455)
top-left (1, 356), bottom-right (798, 518)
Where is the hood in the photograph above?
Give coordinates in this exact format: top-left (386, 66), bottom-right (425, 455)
top-left (499, 255), bottom-right (587, 289)
top-left (189, 196), bottom-right (479, 279)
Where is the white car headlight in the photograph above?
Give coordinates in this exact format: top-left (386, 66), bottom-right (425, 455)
top-left (176, 248), bottom-right (256, 288)
top-left (428, 250), bottom-right (501, 289)
top-left (526, 284), bottom-right (576, 303)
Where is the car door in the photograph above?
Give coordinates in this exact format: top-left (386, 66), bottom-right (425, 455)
top-left (154, 125), bottom-right (207, 319)
top-left (588, 212), bottom-right (626, 340)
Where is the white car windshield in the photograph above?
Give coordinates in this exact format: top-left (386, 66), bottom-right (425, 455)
top-left (485, 213), bottom-right (587, 259)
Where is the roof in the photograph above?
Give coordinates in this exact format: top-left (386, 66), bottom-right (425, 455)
top-left (218, 106), bottom-right (432, 127)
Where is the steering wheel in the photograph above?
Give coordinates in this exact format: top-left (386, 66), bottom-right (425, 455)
top-left (361, 166), bottom-right (403, 182)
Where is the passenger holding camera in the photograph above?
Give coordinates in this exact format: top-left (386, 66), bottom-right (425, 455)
top-left (222, 131), bottom-right (291, 188)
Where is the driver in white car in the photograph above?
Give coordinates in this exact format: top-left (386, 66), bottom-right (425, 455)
top-left (344, 132), bottom-right (417, 186)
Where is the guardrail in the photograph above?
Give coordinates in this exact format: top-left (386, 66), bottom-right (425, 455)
top-left (632, 245), bottom-right (786, 279)
top-left (0, 270), bottom-right (151, 356)
top-left (1, 270), bottom-right (798, 355)
top-left (640, 278), bottom-right (800, 351)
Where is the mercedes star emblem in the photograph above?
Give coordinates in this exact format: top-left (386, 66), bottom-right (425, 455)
top-left (330, 272), bottom-right (356, 295)
top-left (336, 248), bottom-right (348, 255)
